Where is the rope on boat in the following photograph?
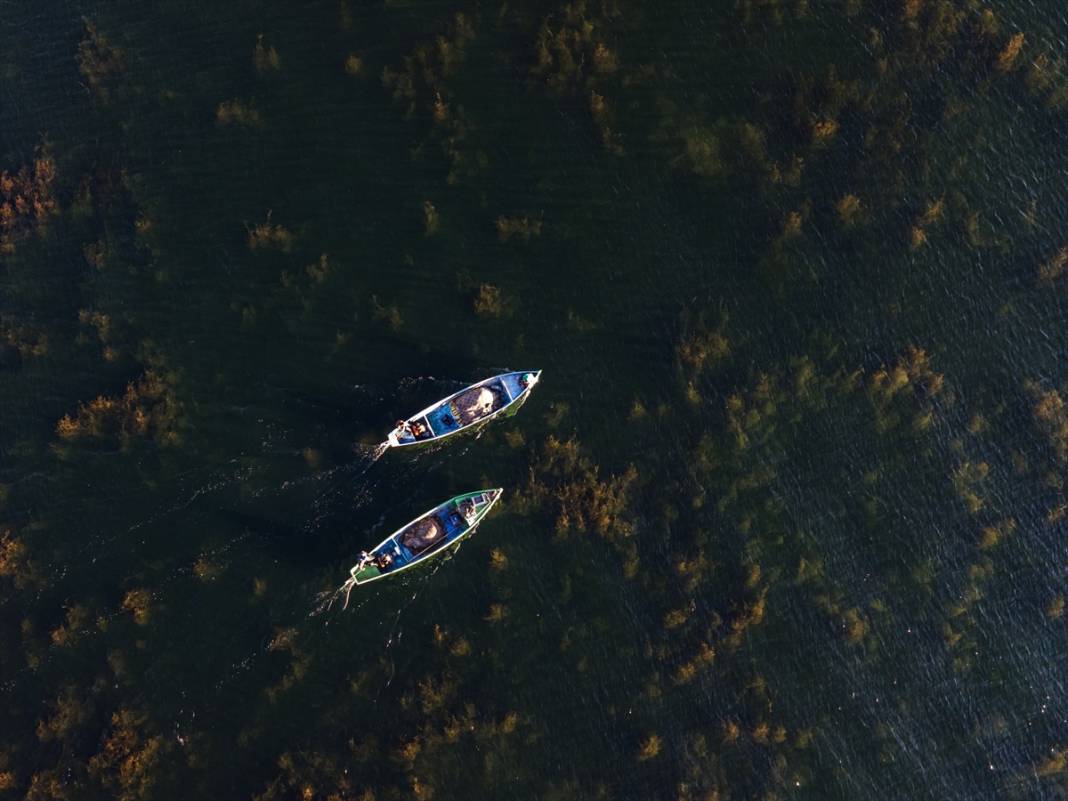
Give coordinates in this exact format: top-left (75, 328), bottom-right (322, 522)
top-left (341, 576), bottom-right (358, 610)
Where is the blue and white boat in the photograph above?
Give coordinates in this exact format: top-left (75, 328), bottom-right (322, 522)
top-left (350, 489), bottom-right (503, 585)
top-left (385, 371), bottom-right (541, 449)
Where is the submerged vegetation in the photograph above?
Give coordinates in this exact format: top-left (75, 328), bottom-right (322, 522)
top-left (0, 0), bottom-right (1065, 799)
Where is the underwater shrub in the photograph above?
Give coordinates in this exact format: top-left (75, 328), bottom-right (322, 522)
top-left (676, 125), bottom-right (723, 178)
top-left (50, 605), bottom-right (90, 647)
top-left (496, 215), bottom-right (542, 242)
top-left (423, 201), bottom-right (440, 236)
top-left (344, 54), bottom-right (364, 75)
top-left (489, 548), bottom-right (509, 570)
top-left (88, 708), bottom-right (171, 801)
top-left (1027, 382), bottom-right (1068, 461)
top-left (977, 518), bottom-right (1015, 551)
top-left (122, 590), bottom-right (152, 626)
top-left (54, 369), bottom-right (184, 449)
top-left (0, 141), bottom-right (58, 253)
top-left (35, 686), bottom-right (91, 743)
top-left (371, 295), bottom-right (403, 330)
top-left (472, 284), bottom-right (504, 317)
top-left (1035, 747), bottom-right (1067, 778)
top-left (836, 194), bottom-right (863, 227)
top-left (951, 461), bottom-right (990, 514)
top-left (532, 1), bottom-right (618, 95)
top-left (216, 100), bottom-right (263, 127)
top-left (1, 315), bottom-right (49, 359)
top-left (1037, 246), bottom-right (1068, 284)
top-left (995, 32), bottom-right (1025, 72)
top-left (77, 19), bottom-right (124, 101)
top-left (253, 34), bottom-right (281, 73)
top-left (636, 734), bottom-right (662, 762)
top-left (247, 213), bottom-right (295, 252)
top-left (524, 435), bottom-right (637, 545)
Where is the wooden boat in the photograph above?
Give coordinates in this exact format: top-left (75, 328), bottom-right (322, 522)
top-left (385, 371), bottom-right (541, 449)
top-left (349, 489), bottom-right (503, 585)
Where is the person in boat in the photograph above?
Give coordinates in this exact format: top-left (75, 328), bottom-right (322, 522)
top-left (373, 552), bottom-right (394, 570)
top-left (409, 420), bottom-right (426, 438)
top-left (356, 550), bottom-right (394, 572)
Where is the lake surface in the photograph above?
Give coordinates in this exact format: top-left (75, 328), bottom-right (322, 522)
top-left (2, 1), bottom-right (1068, 799)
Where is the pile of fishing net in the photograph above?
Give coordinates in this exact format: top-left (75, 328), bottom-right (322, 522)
top-left (452, 386), bottom-right (500, 424)
top-left (401, 516), bottom-right (444, 551)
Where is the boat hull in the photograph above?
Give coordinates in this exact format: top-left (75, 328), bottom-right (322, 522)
top-left (350, 489), bottom-right (502, 585)
top-left (385, 371), bottom-right (540, 449)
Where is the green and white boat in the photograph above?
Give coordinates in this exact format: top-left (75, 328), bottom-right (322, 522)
top-left (349, 489), bottom-right (502, 585)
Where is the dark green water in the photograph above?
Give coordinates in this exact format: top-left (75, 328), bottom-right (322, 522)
top-left (2, 1), bottom-right (1068, 799)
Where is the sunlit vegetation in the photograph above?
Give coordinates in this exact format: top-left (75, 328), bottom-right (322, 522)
top-left (1037, 245), bottom-right (1068, 284)
top-left (1027, 381), bottom-right (1068, 462)
top-left (122, 589), bottom-right (152, 626)
top-left (77, 19), bottom-right (124, 101)
top-left (344, 53), bottom-right (364, 75)
top-left (371, 295), bottom-right (403, 330)
top-left (636, 733), bottom-right (661, 762)
top-left (54, 368), bottom-right (183, 449)
top-left (472, 283), bottom-right (505, 317)
top-left (422, 201), bottom-right (440, 236)
top-left (530, 1), bottom-right (625, 152)
top-left (247, 213), bottom-right (295, 252)
top-left (496, 215), bottom-right (542, 242)
top-left (1, 315), bottom-right (49, 359)
top-left (0, 141), bottom-right (57, 253)
top-left (253, 34), bottom-right (280, 73)
top-left (1035, 746), bottom-right (1067, 778)
top-left (89, 708), bottom-right (172, 800)
top-left (677, 312), bottom-right (730, 378)
top-left (381, 13), bottom-right (483, 183)
top-left (216, 100), bottom-right (263, 127)
top-left (523, 435), bottom-right (637, 545)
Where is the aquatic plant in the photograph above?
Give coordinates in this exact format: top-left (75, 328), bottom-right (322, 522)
top-left (423, 201), bottom-right (440, 236)
top-left (371, 295), bottom-right (403, 330)
top-left (247, 213), bottom-right (295, 252)
top-left (253, 34), bottom-right (280, 73)
top-left (216, 100), bottom-right (263, 127)
top-left (496, 215), bottom-right (542, 242)
top-left (523, 435), bottom-right (637, 545)
top-left (1027, 381), bottom-right (1068, 462)
top-left (472, 283), bottom-right (505, 317)
top-left (835, 194), bottom-right (863, 227)
top-left (122, 590), bottom-right (152, 626)
top-left (54, 369), bottom-right (184, 449)
top-left (636, 733), bottom-right (661, 762)
top-left (89, 708), bottom-right (172, 801)
top-left (995, 32), bottom-right (1025, 73)
top-left (344, 53), bottom-right (364, 75)
top-left (1037, 246), bottom-right (1068, 284)
top-left (77, 19), bottom-right (124, 101)
top-left (0, 141), bottom-right (58, 253)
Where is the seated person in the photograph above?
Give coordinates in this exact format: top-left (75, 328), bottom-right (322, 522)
top-left (373, 552), bottom-right (394, 570)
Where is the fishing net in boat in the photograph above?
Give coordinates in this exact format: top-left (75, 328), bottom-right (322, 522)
top-left (400, 516), bottom-right (445, 551)
top-left (452, 386), bottom-right (501, 425)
